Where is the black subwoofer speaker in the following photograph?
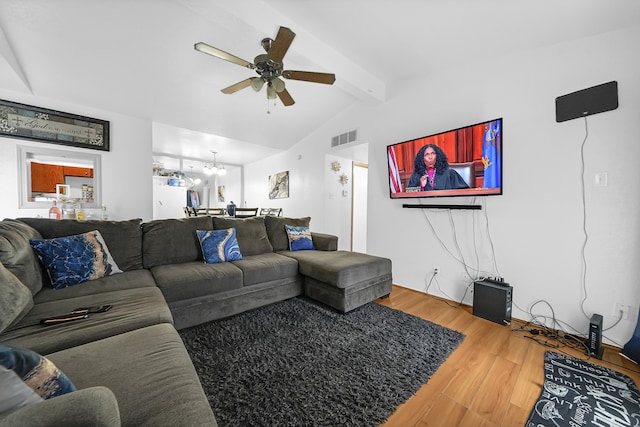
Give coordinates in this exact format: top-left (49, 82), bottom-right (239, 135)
top-left (472, 280), bottom-right (512, 326)
top-left (555, 81), bottom-right (618, 122)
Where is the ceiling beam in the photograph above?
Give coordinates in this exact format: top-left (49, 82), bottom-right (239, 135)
top-left (0, 23), bottom-right (32, 93)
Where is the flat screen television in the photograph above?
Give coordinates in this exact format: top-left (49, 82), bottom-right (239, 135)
top-left (387, 118), bottom-right (502, 199)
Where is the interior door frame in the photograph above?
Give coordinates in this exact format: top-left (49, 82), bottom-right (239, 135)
top-left (351, 161), bottom-right (368, 252)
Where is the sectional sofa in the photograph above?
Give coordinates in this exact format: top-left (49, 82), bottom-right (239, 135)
top-left (0, 215), bottom-right (392, 426)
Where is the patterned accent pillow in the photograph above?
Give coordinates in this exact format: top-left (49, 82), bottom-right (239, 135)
top-left (0, 366), bottom-right (43, 414)
top-left (284, 225), bottom-right (315, 251)
top-left (0, 343), bottom-right (76, 402)
top-left (264, 216), bottom-right (311, 252)
top-left (29, 230), bottom-right (123, 289)
top-left (196, 228), bottom-right (243, 264)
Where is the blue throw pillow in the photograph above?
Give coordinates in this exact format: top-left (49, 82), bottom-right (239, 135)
top-left (197, 228), bottom-right (243, 264)
top-left (284, 225), bottom-right (315, 251)
top-left (0, 343), bottom-right (76, 402)
top-left (30, 230), bottom-right (123, 289)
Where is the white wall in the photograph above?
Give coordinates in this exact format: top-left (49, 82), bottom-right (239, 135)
top-left (362, 26), bottom-right (640, 346)
top-left (215, 167), bottom-right (242, 209)
top-left (243, 133), bottom-right (360, 250)
top-left (244, 143), bottom-right (324, 221)
top-left (323, 154), bottom-right (354, 249)
top-left (0, 91), bottom-right (153, 221)
top-left (244, 26), bottom-right (640, 346)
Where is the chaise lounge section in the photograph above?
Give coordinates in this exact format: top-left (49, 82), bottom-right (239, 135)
top-left (285, 250), bottom-right (393, 313)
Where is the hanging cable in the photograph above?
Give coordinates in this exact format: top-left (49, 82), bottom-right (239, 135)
top-left (579, 116), bottom-right (590, 319)
top-left (470, 196), bottom-right (481, 279)
top-left (481, 197), bottom-right (501, 278)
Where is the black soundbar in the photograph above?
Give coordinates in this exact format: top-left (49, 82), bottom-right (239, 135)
top-left (402, 204), bottom-right (481, 210)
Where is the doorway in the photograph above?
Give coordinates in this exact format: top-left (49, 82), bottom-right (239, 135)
top-left (351, 161), bottom-right (368, 252)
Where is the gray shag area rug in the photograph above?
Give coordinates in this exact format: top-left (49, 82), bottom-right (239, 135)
top-left (179, 297), bottom-right (465, 427)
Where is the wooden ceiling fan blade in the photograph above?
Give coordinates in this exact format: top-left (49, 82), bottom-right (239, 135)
top-left (268, 26), bottom-right (296, 63)
top-left (194, 42), bottom-right (254, 69)
top-left (282, 70), bottom-right (336, 85)
top-left (221, 78), bottom-right (253, 94)
top-left (277, 89), bottom-right (295, 106)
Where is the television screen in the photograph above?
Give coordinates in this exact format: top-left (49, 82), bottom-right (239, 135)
top-left (387, 118), bottom-right (502, 199)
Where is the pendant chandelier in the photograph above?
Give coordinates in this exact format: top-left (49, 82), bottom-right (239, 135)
top-left (203, 151), bottom-right (227, 176)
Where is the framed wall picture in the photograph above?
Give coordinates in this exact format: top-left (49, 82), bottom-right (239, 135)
top-left (0, 99), bottom-right (110, 151)
top-left (218, 185), bottom-right (225, 202)
top-left (268, 171), bottom-right (289, 199)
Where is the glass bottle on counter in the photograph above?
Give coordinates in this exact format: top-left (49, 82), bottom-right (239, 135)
top-left (75, 203), bottom-right (84, 220)
top-left (49, 200), bottom-right (61, 220)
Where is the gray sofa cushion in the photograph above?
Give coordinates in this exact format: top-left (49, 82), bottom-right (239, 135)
top-left (142, 217), bottom-right (213, 268)
top-left (46, 324), bottom-right (217, 427)
top-left (231, 253), bottom-right (300, 286)
top-left (17, 218), bottom-right (144, 271)
top-left (213, 216), bottom-right (273, 256)
top-left (150, 261), bottom-right (243, 303)
top-left (33, 270), bottom-right (157, 304)
top-left (283, 250), bottom-right (392, 289)
top-left (264, 216), bottom-right (311, 252)
top-left (0, 386), bottom-right (120, 427)
top-left (169, 278), bottom-right (303, 330)
top-left (310, 232), bottom-right (338, 251)
top-left (0, 262), bottom-right (33, 334)
top-left (0, 219), bottom-right (44, 295)
top-left (0, 287), bottom-right (173, 354)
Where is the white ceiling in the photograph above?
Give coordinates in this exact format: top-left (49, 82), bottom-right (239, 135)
top-left (1, 0), bottom-right (638, 166)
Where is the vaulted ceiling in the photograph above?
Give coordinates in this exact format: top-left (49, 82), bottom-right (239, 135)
top-left (1, 0), bottom-right (638, 166)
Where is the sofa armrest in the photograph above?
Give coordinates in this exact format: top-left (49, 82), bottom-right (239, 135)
top-left (311, 232), bottom-right (338, 251)
top-left (0, 387), bottom-right (120, 427)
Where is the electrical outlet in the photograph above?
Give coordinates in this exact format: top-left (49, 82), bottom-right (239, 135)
top-left (434, 267), bottom-right (439, 275)
top-left (613, 302), bottom-right (629, 320)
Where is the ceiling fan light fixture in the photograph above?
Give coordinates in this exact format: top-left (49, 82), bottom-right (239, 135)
top-left (266, 84), bottom-right (277, 100)
top-left (217, 166), bottom-right (227, 176)
top-left (272, 77), bottom-right (285, 93)
top-left (250, 77), bottom-right (264, 92)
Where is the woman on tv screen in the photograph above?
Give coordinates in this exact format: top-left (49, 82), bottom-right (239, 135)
top-left (407, 144), bottom-right (469, 191)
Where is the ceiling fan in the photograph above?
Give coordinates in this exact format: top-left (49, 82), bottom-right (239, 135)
top-left (194, 26), bottom-right (336, 106)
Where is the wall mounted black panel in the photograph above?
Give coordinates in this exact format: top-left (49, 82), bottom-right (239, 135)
top-left (555, 81), bottom-right (618, 122)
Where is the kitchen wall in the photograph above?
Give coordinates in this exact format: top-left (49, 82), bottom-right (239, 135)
top-left (0, 92), bottom-right (153, 221)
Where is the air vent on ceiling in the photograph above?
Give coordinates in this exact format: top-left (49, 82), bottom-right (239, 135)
top-left (331, 129), bottom-right (357, 147)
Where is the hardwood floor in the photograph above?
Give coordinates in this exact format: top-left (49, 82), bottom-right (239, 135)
top-left (376, 285), bottom-right (640, 427)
